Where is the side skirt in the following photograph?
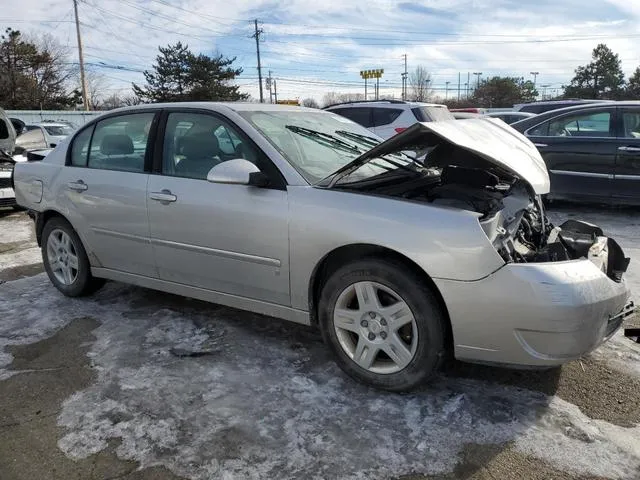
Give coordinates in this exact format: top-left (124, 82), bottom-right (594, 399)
top-left (91, 267), bottom-right (311, 326)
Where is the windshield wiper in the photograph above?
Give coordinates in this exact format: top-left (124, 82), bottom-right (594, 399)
top-left (285, 125), bottom-right (362, 155)
top-left (335, 130), bottom-right (380, 148)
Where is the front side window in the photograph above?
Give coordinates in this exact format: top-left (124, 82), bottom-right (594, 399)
top-left (87, 113), bottom-right (154, 172)
top-left (0, 119), bottom-right (8, 140)
top-left (547, 111), bottom-right (612, 137)
top-left (162, 112), bottom-right (260, 180)
top-left (622, 110), bottom-right (640, 139)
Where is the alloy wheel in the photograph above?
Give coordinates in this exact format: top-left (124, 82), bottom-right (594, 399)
top-left (333, 281), bottom-right (418, 374)
top-left (46, 228), bottom-right (79, 286)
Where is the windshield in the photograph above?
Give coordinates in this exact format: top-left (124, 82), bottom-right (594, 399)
top-left (43, 125), bottom-right (74, 136)
top-left (238, 110), bottom-right (415, 183)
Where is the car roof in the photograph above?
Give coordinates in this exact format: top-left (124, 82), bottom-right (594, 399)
top-left (324, 100), bottom-right (446, 109)
top-left (105, 102), bottom-right (320, 115)
top-left (510, 100), bottom-right (640, 131)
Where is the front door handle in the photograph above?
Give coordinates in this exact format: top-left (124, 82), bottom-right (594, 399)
top-left (618, 146), bottom-right (640, 152)
top-left (149, 189), bottom-right (177, 203)
top-left (533, 143), bottom-right (548, 148)
top-left (67, 180), bottom-right (88, 192)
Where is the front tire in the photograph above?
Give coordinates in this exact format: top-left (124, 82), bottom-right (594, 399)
top-left (41, 217), bottom-right (105, 297)
top-left (318, 259), bottom-right (446, 391)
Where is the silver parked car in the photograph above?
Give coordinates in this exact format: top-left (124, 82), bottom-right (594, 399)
top-left (13, 103), bottom-right (635, 391)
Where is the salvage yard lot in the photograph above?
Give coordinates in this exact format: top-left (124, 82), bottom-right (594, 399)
top-left (1, 206), bottom-right (640, 480)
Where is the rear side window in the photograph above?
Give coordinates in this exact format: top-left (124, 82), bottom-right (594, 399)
top-left (412, 107), bottom-right (453, 122)
top-left (372, 108), bottom-right (403, 127)
top-left (331, 108), bottom-right (373, 127)
top-left (88, 113), bottom-right (155, 172)
top-left (548, 111), bottom-right (611, 137)
top-left (70, 126), bottom-right (94, 166)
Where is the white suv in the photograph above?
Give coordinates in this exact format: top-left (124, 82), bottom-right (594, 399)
top-left (324, 100), bottom-right (453, 139)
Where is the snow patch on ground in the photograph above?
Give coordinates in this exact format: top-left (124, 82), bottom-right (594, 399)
top-left (0, 246), bottom-right (42, 270)
top-left (1, 276), bottom-right (639, 479)
top-left (0, 215), bottom-right (33, 244)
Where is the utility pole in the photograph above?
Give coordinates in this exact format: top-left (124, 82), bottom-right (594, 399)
top-left (401, 54), bottom-right (407, 100)
top-left (252, 19), bottom-right (264, 103)
top-left (473, 72), bottom-right (482, 90)
top-left (445, 81), bottom-right (450, 100)
top-left (73, 0), bottom-right (89, 111)
top-left (266, 70), bottom-right (273, 103)
top-left (530, 71), bottom-right (539, 87)
top-left (273, 79), bottom-right (278, 103)
top-left (457, 72), bottom-right (461, 101)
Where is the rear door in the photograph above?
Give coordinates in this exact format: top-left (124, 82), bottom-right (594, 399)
top-left (613, 106), bottom-right (640, 202)
top-left (57, 111), bottom-right (158, 277)
top-left (372, 107), bottom-right (405, 138)
top-left (525, 107), bottom-right (617, 202)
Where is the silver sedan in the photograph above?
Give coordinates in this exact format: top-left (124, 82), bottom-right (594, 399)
top-left (13, 103), bottom-right (635, 391)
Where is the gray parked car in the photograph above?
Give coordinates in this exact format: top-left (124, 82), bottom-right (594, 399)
top-left (13, 103), bottom-right (635, 391)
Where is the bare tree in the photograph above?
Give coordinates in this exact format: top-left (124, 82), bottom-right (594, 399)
top-left (322, 91), bottom-right (365, 107)
top-left (409, 66), bottom-right (432, 102)
top-left (84, 69), bottom-right (109, 109)
top-left (301, 97), bottom-right (319, 108)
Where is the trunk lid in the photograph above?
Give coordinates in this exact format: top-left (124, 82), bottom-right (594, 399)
top-left (332, 118), bottom-right (550, 194)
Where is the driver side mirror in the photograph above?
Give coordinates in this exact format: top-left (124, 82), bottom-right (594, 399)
top-left (207, 159), bottom-right (269, 187)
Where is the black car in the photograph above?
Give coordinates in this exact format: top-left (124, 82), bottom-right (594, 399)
top-left (514, 99), bottom-right (614, 115)
top-left (511, 101), bottom-right (640, 204)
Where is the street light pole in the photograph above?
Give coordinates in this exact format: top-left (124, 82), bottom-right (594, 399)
top-left (445, 81), bottom-right (450, 100)
top-left (473, 72), bottom-right (482, 90)
top-left (530, 71), bottom-right (539, 87)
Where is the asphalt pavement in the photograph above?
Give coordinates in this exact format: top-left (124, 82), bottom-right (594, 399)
top-left (0, 206), bottom-right (639, 480)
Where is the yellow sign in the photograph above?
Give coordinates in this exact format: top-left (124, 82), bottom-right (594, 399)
top-left (276, 100), bottom-right (300, 105)
top-left (360, 69), bottom-right (384, 79)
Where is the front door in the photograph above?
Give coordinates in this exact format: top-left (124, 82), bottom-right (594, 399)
top-left (147, 110), bottom-right (290, 305)
top-left (613, 107), bottom-right (640, 201)
top-left (59, 112), bottom-right (157, 277)
top-left (526, 108), bottom-right (617, 202)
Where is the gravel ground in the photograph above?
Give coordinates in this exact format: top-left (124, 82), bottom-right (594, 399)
top-left (0, 205), bottom-right (639, 480)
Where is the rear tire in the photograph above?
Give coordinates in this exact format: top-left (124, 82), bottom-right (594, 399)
top-left (41, 217), bottom-right (105, 297)
top-left (318, 258), bottom-right (446, 391)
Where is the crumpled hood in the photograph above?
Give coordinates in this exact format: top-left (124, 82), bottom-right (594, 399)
top-left (342, 118), bottom-right (551, 194)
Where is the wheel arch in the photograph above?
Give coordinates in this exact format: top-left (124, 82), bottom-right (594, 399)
top-left (308, 243), bottom-right (453, 351)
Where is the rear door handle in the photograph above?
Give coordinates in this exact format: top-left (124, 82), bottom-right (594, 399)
top-left (618, 146), bottom-right (640, 152)
top-left (533, 143), bottom-right (548, 148)
top-left (149, 189), bottom-right (177, 203)
top-left (67, 180), bottom-right (88, 192)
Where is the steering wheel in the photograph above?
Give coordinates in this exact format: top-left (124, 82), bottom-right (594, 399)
top-left (561, 128), bottom-right (572, 137)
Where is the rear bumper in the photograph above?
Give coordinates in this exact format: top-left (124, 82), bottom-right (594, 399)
top-left (434, 259), bottom-right (633, 366)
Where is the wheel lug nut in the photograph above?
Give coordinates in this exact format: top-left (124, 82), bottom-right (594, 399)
top-left (369, 312), bottom-right (376, 319)
top-left (368, 332), bottom-right (376, 341)
top-left (361, 320), bottom-right (368, 327)
top-left (380, 318), bottom-right (387, 326)
top-left (380, 331), bottom-right (387, 340)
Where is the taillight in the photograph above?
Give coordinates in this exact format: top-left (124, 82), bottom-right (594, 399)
top-left (394, 127), bottom-right (407, 134)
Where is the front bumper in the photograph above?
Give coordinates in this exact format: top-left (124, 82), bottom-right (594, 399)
top-left (0, 186), bottom-right (16, 207)
top-left (434, 259), bottom-right (634, 367)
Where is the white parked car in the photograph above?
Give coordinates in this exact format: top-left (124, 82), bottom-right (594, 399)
top-left (21, 122), bottom-right (75, 149)
top-left (324, 100), bottom-right (453, 139)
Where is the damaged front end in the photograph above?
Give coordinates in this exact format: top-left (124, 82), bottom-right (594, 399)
top-left (330, 119), bottom-right (632, 284)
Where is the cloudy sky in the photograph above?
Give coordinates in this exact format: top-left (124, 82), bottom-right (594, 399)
top-left (2, 0), bottom-right (639, 103)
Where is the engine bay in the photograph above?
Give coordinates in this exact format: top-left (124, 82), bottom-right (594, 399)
top-left (337, 156), bottom-right (629, 282)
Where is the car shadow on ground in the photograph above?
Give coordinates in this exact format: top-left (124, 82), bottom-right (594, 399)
top-left (67, 281), bottom-right (565, 479)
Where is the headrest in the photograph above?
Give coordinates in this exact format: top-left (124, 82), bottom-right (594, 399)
top-left (181, 132), bottom-right (219, 159)
top-left (100, 135), bottom-right (134, 155)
